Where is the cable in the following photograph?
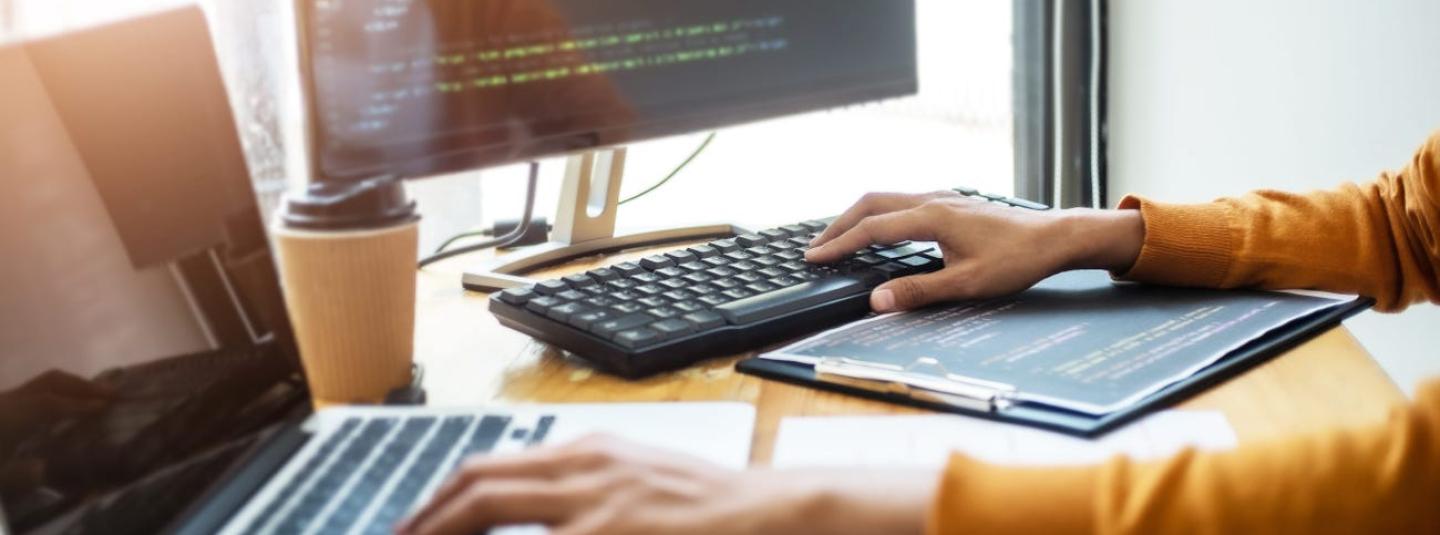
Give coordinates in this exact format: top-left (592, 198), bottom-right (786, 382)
top-left (417, 161), bottom-right (539, 269)
top-left (617, 131), bottom-right (716, 206)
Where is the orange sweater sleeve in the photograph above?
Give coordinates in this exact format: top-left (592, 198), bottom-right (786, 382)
top-left (927, 131), bottom-right (1440, 534)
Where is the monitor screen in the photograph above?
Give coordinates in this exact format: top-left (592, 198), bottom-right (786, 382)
top-left (299, 0), bottom-right (918, 180)
top-left (0, 9), bottom-right (307, 533)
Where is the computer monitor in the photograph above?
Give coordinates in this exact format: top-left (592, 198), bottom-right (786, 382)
top-left (295, 0), bottom-right (918, 288)
top-left (0, 8), bottom-right (308, 533)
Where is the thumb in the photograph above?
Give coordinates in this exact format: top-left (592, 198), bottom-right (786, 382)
top-left (870, 271), bottom-right (963, 312)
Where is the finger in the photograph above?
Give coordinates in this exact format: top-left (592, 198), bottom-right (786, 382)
top-left (810, 192), bottom-right (933, 248)
top-left (870, 268), bottom-right (970, 312)
top-left (404, 478), bottom-right (582, 535)
top-left (805, 208), bottom-right (937, 264)
top-left (405, 448), bottom-right (574, 530)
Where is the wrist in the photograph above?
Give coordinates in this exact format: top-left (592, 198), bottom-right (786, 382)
top-left (1050, 208), bottom-right (1145, 273)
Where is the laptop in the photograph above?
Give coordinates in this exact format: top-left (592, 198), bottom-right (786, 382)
top-left (0, 7), bottom-right (754, 534)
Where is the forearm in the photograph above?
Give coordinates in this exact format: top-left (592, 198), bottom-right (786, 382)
top-left (930, 380), bottom-right (1440, 535)
top-left (1111, 132), bottom-right (1440, 310)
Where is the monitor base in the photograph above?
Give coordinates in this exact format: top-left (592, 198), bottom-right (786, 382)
top-left (460, 223), bottom-right (746, 291)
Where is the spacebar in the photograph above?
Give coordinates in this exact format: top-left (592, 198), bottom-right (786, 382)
top-left (715, 277), bottom-right (868, 325)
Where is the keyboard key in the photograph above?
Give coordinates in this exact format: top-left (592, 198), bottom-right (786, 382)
top-left (688, 244), bottom-right (719, 258)
top-left (706, 266), bottom-right (738, 278)
top-left (646, 307), bottom-right (679, 319)
top-left (775, 249), bottom-right (803, 260)
top-left (872, 262), bottom-right (908, 279)
top-left (781, 224), bottom-right (808, 236)
top-left (611, 290), bottom-right (641, 302)
top-left (588, 267), bottom-right (620, 281)
top-left (526, 296), bottom-right (563, 314)
top-left (638, 296), bottom-right (668, 308)
top-left (607, 279), bottom-right (638, 290)
top-left (656, 266), bottom-right (685, 278)
top-left (569, 309), bottom-right (614, 330)
top-left (658, 278), bottom-right (688, 290)
top-left (757, 267), bottom-right (786, 278)
top-left (723, 251), bottom-right (753, 262)
top-left (735, 234), bottom-right (766, 247)
top-left (614, 328), bottom-right (661, 349)
top-left (716, 276), bottom-right (867, 325)
top-left (562, 274), bottom-right (596, 288)
top-left (877, 243), bottom-right (932, 259)
top-left (662, 290), bottom-right (696, 301)
top-left (547, 302), bottom-right (587, 322)
top-left (702, 256), bottom-right (729, 267)
top-left (534, 279), bottom-right (568, 295)
top-left (721, 288), bottom-right (753, 300)
top-left (556, 289), bottom-right (586, 302)
top-left (752, 256), bottom-right (781, 267)
top-left (799, 220), bottom-right (828, 232)
top-left (786, 236), bottom-right (812, 248)
top-left (673, 300), bottom-right (704, 313)
top-left (591, 313), bottom-right (654, 338)
top-left (497, 287), bottom-right (535, 305)
top-left (664, 249), bottom-right (697, 263)
top-left (636, 284), bottom-right (666, 296)
top-left (710, 238), bottom-right (740, 252)
top-left (651, 318), bottom-right (695, 338)
top-left (730, 260), bottom-right (759, 272)
top-left (759, 228), bottom-right (789, 241)
top-left (744, 246), bottom-right (775, 256)
top-left (745, 281), bottom-right (778, 293)
top-left (679, 261), bottom-right (708, 272)
top-left (632, 272), bottom-right (661, 283)
top-left (683, 310), bottom-right (725, 329)
top-left (711, 278), bottom-right (741, 290)
top-left (681, 272), bottom-right (712, 284)
top-left (735, 272), bottom-right (763, 283)
top-left (779, 261), bottom-right (808, 272)
top-left (771, 275), bottom-right (801, 287)
top-left (699, 294), bottom-right (730, 307)
top-left (640, 255), bottom-right (674, 269)
top-left (611, 302), bottom-right (643, 314)
top-left (614, 262), bottom-right (645, 276)
top-left (687, 284), bottom-right (717, 295)
top-left (583, 296), bottom-right (616, 308)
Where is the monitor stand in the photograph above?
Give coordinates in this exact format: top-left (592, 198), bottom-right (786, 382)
top-left (461, 148), bottom-right (747, 292)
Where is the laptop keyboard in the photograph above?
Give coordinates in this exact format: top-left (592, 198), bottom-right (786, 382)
top-left (242, 413), bottom-right (553, 534)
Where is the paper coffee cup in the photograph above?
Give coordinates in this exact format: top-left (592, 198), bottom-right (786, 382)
top-left (273, 176), bottom-right (419, 406)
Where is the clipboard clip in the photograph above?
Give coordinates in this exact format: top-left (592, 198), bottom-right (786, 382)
top-left (813, 357), bottom-right (1018, 412)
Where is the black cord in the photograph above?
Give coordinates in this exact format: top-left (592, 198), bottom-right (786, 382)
top-left (417, 161), bottom-right (539, 268)
top-left (617, 131), bottom-right (716, 205)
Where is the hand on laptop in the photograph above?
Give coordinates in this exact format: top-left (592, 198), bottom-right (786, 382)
top-left (398, 434), bottom-right (936, 535)
top-left (806, 191), bottom-right (1145, 312)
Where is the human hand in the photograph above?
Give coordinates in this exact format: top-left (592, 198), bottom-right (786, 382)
top-left (398, 435), bottom-right (937, 535)
top-left (805, 191), bottom-right (1145, 311)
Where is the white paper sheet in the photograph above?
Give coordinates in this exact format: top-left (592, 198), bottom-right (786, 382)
top-left (771, 410), bottom-right (1237, 468)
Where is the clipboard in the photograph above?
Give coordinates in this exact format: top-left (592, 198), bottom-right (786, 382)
top-left (736, 295), bottom-right (1373, 437)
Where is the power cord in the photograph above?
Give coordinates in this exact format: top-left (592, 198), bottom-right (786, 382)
top-left (417, 161), bottom-right (539, 268)
top-left (422, 132), bottom-right (715, 263)
top-left (618, 131), bottom-right (716, 205)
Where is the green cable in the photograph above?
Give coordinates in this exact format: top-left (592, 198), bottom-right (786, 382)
top-left (618, 131), bottom-right (716, 205)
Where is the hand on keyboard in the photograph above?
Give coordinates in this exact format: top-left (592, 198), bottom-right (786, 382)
top-left (806, 190), bottom-right (1144, 312)
top-left (399, 434), bottom-right (935, 535)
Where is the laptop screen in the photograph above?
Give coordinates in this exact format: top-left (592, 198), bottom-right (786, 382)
top-left (0, 8), bottom-right (308, 533)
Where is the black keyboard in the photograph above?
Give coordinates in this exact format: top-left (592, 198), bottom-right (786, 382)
top-left (488, 216), bottom-right (949, 377)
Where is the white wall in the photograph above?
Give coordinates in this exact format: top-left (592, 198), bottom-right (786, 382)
top-left (1109, 0), bottom-right (1440, 397)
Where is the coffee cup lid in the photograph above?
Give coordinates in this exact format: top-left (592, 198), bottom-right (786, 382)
top-left (282, 175), bottom-right (418, 230)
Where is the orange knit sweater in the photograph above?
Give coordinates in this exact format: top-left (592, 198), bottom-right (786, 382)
top-left (928, 132), bottom-right (1440, 534)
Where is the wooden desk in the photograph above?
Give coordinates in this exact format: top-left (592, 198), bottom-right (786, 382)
top-left (415, 245), bottom-right (1406, 465)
